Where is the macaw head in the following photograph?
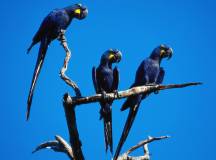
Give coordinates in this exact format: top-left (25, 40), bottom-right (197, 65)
top-left (150, 44), bottom-right (173, 61)
top-left (65, 4), bottom-right (88, 20)
top-left (100, 49), bottom-right (122, 65)
top-left (73, 4), bottom-right (88, 20)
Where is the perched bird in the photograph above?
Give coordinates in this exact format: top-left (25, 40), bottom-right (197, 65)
top-left (92, 49), bottom-right (122, 153)
top-left (113, 45), bottom-right (173, 160)
top-left (26, 4), bottom-right (88, 121)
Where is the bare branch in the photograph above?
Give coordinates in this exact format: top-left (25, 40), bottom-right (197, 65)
top-left (32, 140), bottom-right (60, 153)
top-left (32, 93), bottom-right (85, 160)
top-left (125, 136), bottom-right (170, 155)
top-left (117, 136), bottom-right (170, 160)
top-left (63, 93), bottom-right (84, 160)
top-left (143, 144), bottom-right (150, 160)
top-left (55, 135), bottom-right (74, 159)
top-left (58, 30), bottom-right (82, 97)
top-left (32, 135), bottom-right (73, 159)
top-left (68, 82), bottom-right (202, 106)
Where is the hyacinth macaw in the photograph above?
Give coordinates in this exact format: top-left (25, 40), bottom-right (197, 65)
top-left (92, 49), bottom-right (122, 153)
top-left (114, 44), bottom-right (173, 160)
top-left (26, 4), bottom-right (88, 120)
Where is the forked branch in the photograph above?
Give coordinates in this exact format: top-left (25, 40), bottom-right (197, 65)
top-left (32, 135), bottom-right (74, 159)
top-left (32, 94), bottom-right (84, 160)
top-left (117, 136), bottom-right (170, 160)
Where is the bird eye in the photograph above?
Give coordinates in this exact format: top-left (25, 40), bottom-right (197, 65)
top-left (160, 44), bottom-right (165, 49)
top-left (77, 3), bottom-right (82, 7)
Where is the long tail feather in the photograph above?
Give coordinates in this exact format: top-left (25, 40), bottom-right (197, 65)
top-left (102, 104), bottom-right (113, 153)
top-left (104, 112), bottom-right (113, 153)
top-left (114, 101), bottom-right (141, 160)
top-left (121, 84), bottom-right (137, 111)
top-left (121, 96), bottom-right (133, 111)
top-left (26, 37), bottom-right (49, 121)
top-left (27, 41), bottom-right (38, 54)
top-left (108, 114), bottom-right (113, 154)
top-left (104, 120), bottom-right (109, 152)
top-left (27, 43), bottom-right (34, 54)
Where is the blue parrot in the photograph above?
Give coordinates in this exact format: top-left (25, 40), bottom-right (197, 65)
top-left (92, 49), bottom-right (122, 153)
top-left (26, 4), bottom-right (88, 120)
top-left (114, 45), bottom-right (173, 160)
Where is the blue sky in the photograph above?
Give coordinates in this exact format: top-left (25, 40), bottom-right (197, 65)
top-left (1, 0), bottom-right (216, 159)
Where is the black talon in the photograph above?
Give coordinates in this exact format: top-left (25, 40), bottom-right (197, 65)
top-left (113, 90), bottom-right (120, 98)
top-left (146, 83), bottom-right (156, 86)
top-left (102, 90), bottom-right (109, 102)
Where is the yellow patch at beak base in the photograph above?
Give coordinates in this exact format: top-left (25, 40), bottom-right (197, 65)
top-left (74, 9), bottom-right (81, 15)
top-left (109, 54), bottom-right (115, 60)
top-left (160, 49), bottom-right (166, 57)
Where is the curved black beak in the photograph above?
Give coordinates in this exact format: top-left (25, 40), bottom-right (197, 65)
top-left (80, 7), bottom-right (88, 19)
top-left (114, 50), bottom-right (122, 63)
top-left (167, 48), bottom-right (173, 60)
top-left (82, 7), bottom-right (88, 19)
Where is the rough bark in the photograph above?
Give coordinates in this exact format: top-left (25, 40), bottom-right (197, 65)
top-left (117, 136), bottom-right (170, 160)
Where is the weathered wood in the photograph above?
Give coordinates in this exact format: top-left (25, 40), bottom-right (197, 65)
top-left (69, 82), bottom-right (202, 106)
top-left (63, 93), bottom-right (84, 160)
top-left (55, 135), bottom-right (74, 159)
top-left (125, 136), bottom-right (170, 155)
top-left (32, 135), bottom-right (74, 159)
top-left (117, 136), bottom-right (170, 160)
top-left (58, 30), bottom-right (82, 97)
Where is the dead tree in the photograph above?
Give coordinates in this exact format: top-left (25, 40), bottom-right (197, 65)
top-left (31, 39), bottom-right (202, 160)
top-left (33, 83), bottom-right (201, 160)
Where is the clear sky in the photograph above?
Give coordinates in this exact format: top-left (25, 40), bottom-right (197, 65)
top-left (1, 0), bottom-right (215, 159)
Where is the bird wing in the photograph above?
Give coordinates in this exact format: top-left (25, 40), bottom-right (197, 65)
top-left (114, 96), bottom-right (142, 160)
top-left (92, 67), bottom-right (100, 93)
top-left (112, 66), bottom-right (119, 91)
top-left (134, 60), bottom-right (148, 85)
top-left (27, 13), bottom-right (54, 53)
top-left (26, 36), bottom-right (50, 120)
top-left (156, 67), bottom-right (165, 84)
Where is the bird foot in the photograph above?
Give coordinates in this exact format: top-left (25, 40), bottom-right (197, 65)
top-left (102, 91), bottom-right (109, 102)
top-left (59, 29), bottom-right (66, 36)
top-left (146, 83), bottom-right (157, 86)
top-left (57, 29), bottom-right (66, 42)
top-left (146, 83), bottom-right (160, 94)
top-left (113, 90), bottom-right (120, 98)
